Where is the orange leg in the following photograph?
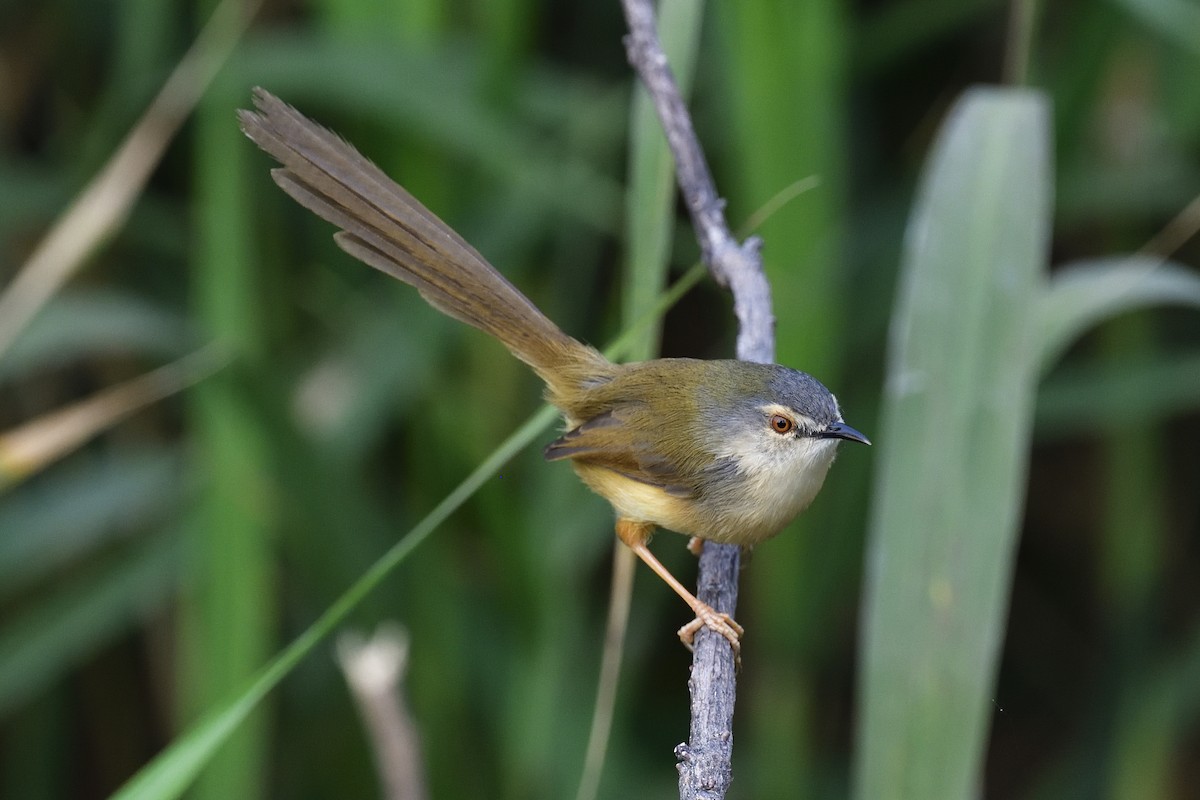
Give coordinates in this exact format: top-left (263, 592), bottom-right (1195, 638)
top-left (615, 519), bottom-right (744, 657)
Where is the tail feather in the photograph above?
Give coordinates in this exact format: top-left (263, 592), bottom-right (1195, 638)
top-left (238, 88), bottom-right (605, 396)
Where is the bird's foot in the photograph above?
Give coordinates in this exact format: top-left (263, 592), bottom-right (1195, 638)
top-left (678, 603), bottom-right (744, 665)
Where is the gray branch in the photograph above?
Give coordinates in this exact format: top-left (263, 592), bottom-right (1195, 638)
top-left (620, 1), bottom-right (779, 797)
top-left (620, 0), bottom-right (775, 366)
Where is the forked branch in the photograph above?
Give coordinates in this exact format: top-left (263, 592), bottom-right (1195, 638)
top-left (619, 1), bottom-right (779, 797)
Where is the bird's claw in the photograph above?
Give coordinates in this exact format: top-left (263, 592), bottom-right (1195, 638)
top-left (678, 605), bottom-right (744, 667)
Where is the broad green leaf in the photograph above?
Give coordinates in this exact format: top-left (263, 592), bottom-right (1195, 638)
top-left (1039, 256), bottom-right (1200, 371)
top-left (853, 87), bottom-right (1052, 800)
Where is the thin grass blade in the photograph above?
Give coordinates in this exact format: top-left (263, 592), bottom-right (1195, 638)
top-left (110, 403), bottom-right (556, 800)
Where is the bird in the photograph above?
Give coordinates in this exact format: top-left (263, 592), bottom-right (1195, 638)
top-left (239, 88), bottom-right (869, 656)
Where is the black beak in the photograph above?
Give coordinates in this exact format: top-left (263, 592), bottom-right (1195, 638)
top-left (822, 421), bottom-right (871, 445)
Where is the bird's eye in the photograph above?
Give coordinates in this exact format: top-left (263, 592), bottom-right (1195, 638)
top-left (769, 414), bottom-right (795, 434)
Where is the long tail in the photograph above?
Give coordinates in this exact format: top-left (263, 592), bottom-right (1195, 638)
top-left (238, 88), bottom-right (607, 399)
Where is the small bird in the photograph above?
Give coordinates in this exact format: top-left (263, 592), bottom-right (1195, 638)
top-left (239, 88), bottom-right (869, 656)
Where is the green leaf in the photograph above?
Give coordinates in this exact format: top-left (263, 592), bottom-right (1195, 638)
top-left (177, 69), bottom-right (275, 800)
top-left (1039, 256), bottom-right (1200, 371)
top-left (853, 87), bottom-right (1052, 800)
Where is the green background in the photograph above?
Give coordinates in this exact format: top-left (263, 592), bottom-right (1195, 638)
top-left (1, 0), bottom-right (1199, 798)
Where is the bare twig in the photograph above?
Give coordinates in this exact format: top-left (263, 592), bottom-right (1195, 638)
top-left (620, 1), bottom-right (779, 797)
top-left (337, 625), bottom-right (428, 800)
top-left (620, 0), bottom-right (775, 366)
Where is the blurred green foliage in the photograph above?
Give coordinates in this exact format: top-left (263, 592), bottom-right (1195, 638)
top-left (1, 1), bottom-right (1199, 798)
top-left (856, 88), bottom-right (1053, 800)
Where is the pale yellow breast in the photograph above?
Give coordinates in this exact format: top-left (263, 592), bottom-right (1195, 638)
top-left (571, 462), bottom-right (700, 534)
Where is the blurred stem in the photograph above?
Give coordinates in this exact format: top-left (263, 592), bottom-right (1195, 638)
top-left (1004, 0), bottom-right (1039, 86)
top-left (1099, 316), bottom-right (1171, 799)
top-left (574, 544), bottom-right (636, 800)
top-left (178, 9), bottom-right (274, 795)
top-left (622, 0), bottom-right (703, 362)
top-left (1099, 317), bottom-right (1166, 622)
top-left (1140, 191), bottom-right (1200, 259)
top-left (337, 627), bottom-right (427, 800)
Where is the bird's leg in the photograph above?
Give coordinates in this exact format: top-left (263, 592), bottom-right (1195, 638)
top-left (615, 519), bottom-right (744, 657)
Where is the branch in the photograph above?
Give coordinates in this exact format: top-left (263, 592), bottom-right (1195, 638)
top-left (620, 0), bottom-right (775, 366)
top-left (619, 1), bottom-right (778, 798)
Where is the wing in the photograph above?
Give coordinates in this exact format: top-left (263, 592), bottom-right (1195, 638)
top-left (543, 409), bottom-right (698, 499)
